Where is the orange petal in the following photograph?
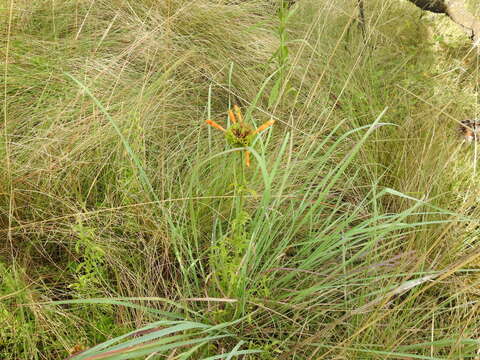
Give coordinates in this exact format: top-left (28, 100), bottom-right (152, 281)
top-left (253, 119), bottom-right (275, 135)
top-left (205, 119), bottom-right (226, 132)
top-left (228, 109), bottom-right (237, 124)
top-left (234, 105), bottom-right (244, 124)
top-left (245, 151), bottom-right (251, 167)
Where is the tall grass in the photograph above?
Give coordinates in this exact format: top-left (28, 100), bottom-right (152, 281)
top-left (2, 0), bottom-right (480, 359)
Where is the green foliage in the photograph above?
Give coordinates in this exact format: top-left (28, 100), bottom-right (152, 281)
top-left (268, 0), bottom-right (297, 107)
top-left (210, 208), bottom-right (251, 300)
top-left (69, 222), bottom-right (106, 294)
top-left (0, 263), bottom-right (36, 359)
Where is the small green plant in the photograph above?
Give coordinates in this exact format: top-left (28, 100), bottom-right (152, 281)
top-left (205, 106), bottom-right (274, 298)
top-left (268, 0), bottom-right (297, 107)
top-left (69, 221), bottom-right (106, 294)
top-left (211, 208), bottom-right (251, 298)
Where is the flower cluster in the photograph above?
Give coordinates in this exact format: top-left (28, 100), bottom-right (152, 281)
top-left (205, 105), bottom-right (274, 166)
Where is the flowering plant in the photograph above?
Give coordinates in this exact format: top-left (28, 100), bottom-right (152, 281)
top-left (205, 105), bottom-right (274, 167)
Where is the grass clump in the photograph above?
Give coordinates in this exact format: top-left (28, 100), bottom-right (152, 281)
top-left (2, 0), bottom-right (480, 359)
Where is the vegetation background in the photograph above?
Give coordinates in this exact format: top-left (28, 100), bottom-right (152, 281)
top-left (2, 0), bottom-right (480, 359)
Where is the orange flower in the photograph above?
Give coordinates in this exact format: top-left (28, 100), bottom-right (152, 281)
top-left (234, 104), bottom-right (244, 123)
top-left (205, 119), bottom-right (226, 132)
top-left (205, 106), bottom-right (274, 167)
top-left (245, 151), bottom-right (251, 167)
top-left (228, 109), bottom-right (237, 124)
top-left (253, 120), bottom-right (275, 135)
